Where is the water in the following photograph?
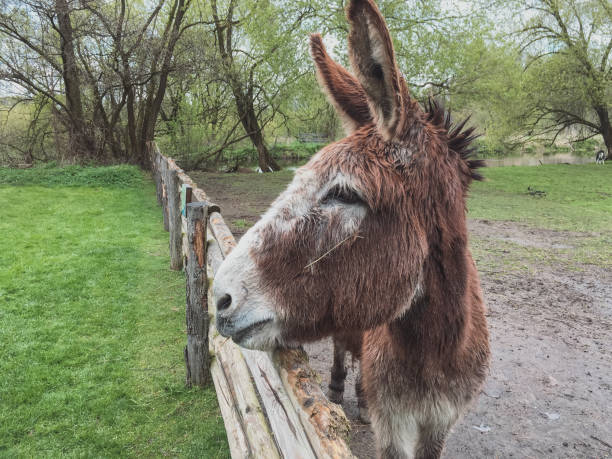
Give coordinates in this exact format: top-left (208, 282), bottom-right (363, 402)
top-left (484, 153), bottom-right (593, 167)
top-left (228, 153), bottom-right (595, 173)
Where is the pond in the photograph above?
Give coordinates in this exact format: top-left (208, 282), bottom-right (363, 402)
top-left (236, 153), bottom-right (596, 172)
top-left (484, 153), bottom-right (593, 167)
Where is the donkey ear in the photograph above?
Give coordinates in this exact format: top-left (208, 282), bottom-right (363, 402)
top-left (346, 0), bottom-right (407, 139)
top-left (310, 34), bottom-right (372, 134)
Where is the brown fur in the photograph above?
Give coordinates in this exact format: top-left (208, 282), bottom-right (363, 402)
top-left (310, 33), bottom-right (372, 131)
top-left (221, 1), bottom-right (490, 456)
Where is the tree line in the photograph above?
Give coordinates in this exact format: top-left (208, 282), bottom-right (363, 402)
top-left (0, 0), bottom-right (610, 171)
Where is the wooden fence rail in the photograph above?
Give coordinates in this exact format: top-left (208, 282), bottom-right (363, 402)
top-left (146, 142), bottom-right (354, 459)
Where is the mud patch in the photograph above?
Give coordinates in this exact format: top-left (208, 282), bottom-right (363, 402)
top-left (468, 219), bottom-right (595, 250)
top-left (305, 263), bottom-right (612, 458)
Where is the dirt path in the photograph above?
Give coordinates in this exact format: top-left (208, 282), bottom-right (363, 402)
top-left (190, 171), bottom-right (612, 458)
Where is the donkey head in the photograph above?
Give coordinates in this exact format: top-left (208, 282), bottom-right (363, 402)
top-left (213, 0), bottom-right (481, 350)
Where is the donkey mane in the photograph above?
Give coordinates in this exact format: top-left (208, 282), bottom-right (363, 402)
top-left (425, 98), bottom-right (485, 182)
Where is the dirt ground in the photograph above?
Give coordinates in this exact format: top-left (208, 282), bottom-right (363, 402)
top-left (191, 171), bottom-right (612, 458)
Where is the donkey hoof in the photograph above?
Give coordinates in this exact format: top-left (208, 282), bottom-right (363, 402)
top-left (328, 389), bottom-right (344, 404)
top-left (358, 406), bottom-right (371, 424)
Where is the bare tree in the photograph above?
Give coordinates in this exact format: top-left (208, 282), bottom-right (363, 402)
top-left (0, 0), bottom-right (192, 164)
top-left (210, 0), bottom-right (279, 172)
top-left (518, 0), bottom-right (612, 155)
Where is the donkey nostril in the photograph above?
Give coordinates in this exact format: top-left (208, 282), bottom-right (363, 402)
top-left (217, 294), bottom-right (232, 312)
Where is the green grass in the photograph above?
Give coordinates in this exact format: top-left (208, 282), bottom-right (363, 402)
top-left (469, 164), bottom-right (612, 232)
top-left (0, 166), bottom-right (229, 458)
top-left (0, 164), bottom-right (146, 187)
top-left (468, 164), bottom-right (612, 267)
top-left (232, 219), bottom-right (254, 230)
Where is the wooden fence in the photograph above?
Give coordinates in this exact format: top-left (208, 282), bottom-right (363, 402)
top-left (147, 142), bottom-right (354, 458)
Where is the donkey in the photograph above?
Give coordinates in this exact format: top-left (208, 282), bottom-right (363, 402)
top-left (213, 0), bottom-right (490, 457)
top-left (595, 150), bottom-right (606, 164)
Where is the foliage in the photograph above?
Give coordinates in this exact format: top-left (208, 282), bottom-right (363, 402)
top-left (175, 141), bottom-right (324, 171)
top-left (1, 0), bottom-right (610, 164)
top-left (0, 96), bottom-right (55, 165)
top-left (473, 138), bottom-right (603, 159)
top-left (158, 0), bottom-right (321, 171)
top-left (0, 169), bottom-right (229, 457)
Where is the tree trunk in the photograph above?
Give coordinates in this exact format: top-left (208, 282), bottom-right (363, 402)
top-left (604, 133), bottom-right (612, 160)
top-left (55, 0), bottom-right (95, 159)
top-left (254, 132), bottom-right (279, 173)
top-left (245, 111), bottom-right (280, 173)
top-left (232, 85), bottom-right (280, 172)
top-left (212, 0), bottom-right (279, 173)
top-left (595, 106), bottom-right (612, 159)
top-left (122, 0), bottom-right (188, 166)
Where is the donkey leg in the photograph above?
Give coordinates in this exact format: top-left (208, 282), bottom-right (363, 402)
top-left (367, 387), bottom-right (458, 459)
top-left (355, 366), bottom-right (370, 423)
top-left (413, 424), bottom-right (450, 459)
top-left (370, 406), bottom-right (418, 459)
top-left (328, 337), bottom-right (347, 404)
top-left (372, 411), bottom-right (452, 459)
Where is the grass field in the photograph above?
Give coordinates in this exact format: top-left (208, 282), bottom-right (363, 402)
top-left (0, 166), bottom-right (229, 457)
top-left (469, 164), bottom-right (612, 232)
top-left (468, 164), bottom-right (612, 268)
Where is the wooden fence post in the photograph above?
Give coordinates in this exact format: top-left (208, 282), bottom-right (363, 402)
top-left (166, 168), bottom-right (183, 270)
top-left (184, 202), bottom-right (210, 387)
top-left (180, 184), bottom-right (192, 265)
top-left (153, 149), bottom-right (163, 207)
top-left (160, 158), bottom-right (170, 232)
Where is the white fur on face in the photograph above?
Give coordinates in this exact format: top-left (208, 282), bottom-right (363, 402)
top-left (213, 238), bottom-right (282, 350)
top-left (213, 155), bottom-right (369, 351)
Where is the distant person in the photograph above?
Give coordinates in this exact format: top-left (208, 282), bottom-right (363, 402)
top-left (595, 150), bottom-right (606, 164)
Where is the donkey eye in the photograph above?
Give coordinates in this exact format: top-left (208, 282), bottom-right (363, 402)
top-left (321, 186), bottom-right (363, 205)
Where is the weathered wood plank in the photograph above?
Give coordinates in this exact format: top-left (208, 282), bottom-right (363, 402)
top-left (212, 338), bottom-right (281, 459)
top-left (207, 235), bottom-right (224, 278)
top-left (209, 211), bottom-right (237, 256)
top-left (184, 202), bottom-right (210, 387)
top-left (206, 238), bottom-right (280, 458)
top-left (209, 357), bottom-right (251, 459)
top-left (181, 214), bottom-right (188, 265)
top-left (243, 349), bottom-right (316, 459)
top-left (274, 349), bottom-right (354, 459)
top-left (209, 322), bottom-right (252, 458)
top-left (157, 151), bottom-right (220, 212)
